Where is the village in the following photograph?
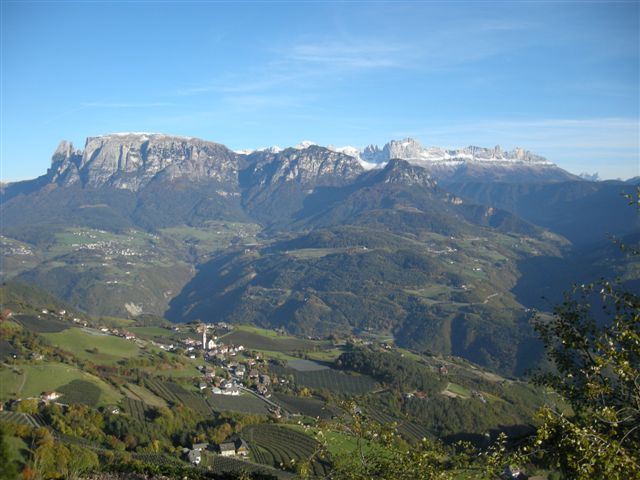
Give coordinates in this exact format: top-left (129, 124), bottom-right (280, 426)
top-left (2, 310), bottom-right (283, 465)
top-left (87, 320), bottom-right (278, 401)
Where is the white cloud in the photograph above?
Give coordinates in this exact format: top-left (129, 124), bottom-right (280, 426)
top-left (286, 40), bottom-right (411, 69)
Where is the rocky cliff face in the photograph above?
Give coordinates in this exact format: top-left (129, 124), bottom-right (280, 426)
top-left (48, 133), bottom-right (239, 191)
top-left (243, 145), bottom-right (364, 187)
top-left (372, 159), bottom-right (437, 188)
top-left (47, 140), bottom-right (83, 186)
top-left (361, 137), bottom-right (553, 165)
top-left (359, 138), bottom-right (576, 183)
top-left (44, 133), bottom-right (369, 193)
top-left (41, 133), bottom-right (576, 195)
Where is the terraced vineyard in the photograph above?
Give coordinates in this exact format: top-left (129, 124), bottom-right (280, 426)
top-left (205, 454), bottom-right (295, 479)
top-left (144, 378), bottom-right (182, 404)
top-left (144, 379), bottom-right (211, 416)
top-left (122, 397), bottom-right (146, 423)
top-left (270, 365), bottom-right (378, 394)
top-left (0, 411), bottom-right (42, 428)
top-left (366, 407), bottom-right (432, 443)
top-left (130, 452), bottom-right (184, 467)
top-left (206, 393), bottom-right (271, 415)
top-left (175, 391), bottom-right (211, 416)
top-left (57, 379), bottom-right (102, 406)
top-left (272, 393), bottom-right (335, 419)
top-left (243, 424), bottom-right (331, 477)
top-left (397, 420), bottom-right (432, 443)
top-left (366, 407), bottom-right (395, 424)
top-left (14, 314), bottom-right (69, 333)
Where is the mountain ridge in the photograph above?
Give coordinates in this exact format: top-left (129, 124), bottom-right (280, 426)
top-left (3, 133), bottom-right (580, 198)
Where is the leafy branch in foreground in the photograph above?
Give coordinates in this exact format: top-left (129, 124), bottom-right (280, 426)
top-left (529, 281), bottom-right (640, 478)
top-left (308, 401), bottom-right (455, 480)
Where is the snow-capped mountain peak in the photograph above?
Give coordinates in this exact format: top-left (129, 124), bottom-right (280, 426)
top-left (360, 138), bottom-right (553, 166)
top-left (294, 140), bottom-right (318, 150)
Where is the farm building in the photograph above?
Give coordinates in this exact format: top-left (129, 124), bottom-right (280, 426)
top-left (41, 391), bottom-right (62, 401)
top-left (219, 442), bottom-right (236, 456)
top-left (235, 438), bottom-right (249, 456)
top-left (187, 449), bottom-right (201, 464)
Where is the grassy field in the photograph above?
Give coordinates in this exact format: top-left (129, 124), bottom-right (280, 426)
top-left (0, 362), bottom-right (122, 406)
top-left (444, 382), bottom-right (471, 398)
top-left (286, 247), bottom-right (350, 259)
top-left (284, 424), bottom-right (375, 457)
top-left (231, 325), bottom-right (285, 338)
top-left (42, 328), bottom-right (140, 365)
top-left (304, 348), bottom-right (345, 362)
top-left (128, 326), bottom-right (184, 341)
top-left (222, 327), bottom-right (326, 352)
top-left (141, 361), bottom-right (201, 379)
top-left (97, 316), bottom-right (135, 327)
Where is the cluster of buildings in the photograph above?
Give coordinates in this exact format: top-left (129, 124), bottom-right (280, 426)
top-left (154, 323), bottom-right (275, 397)
top-left (98, 326), bottom-right (137, 341)
top-left (184, 437), bottom-right (250, 465)
top-left (197, 354), bottom-right (273, 397)
top-left (1, 240), bottom-right (33, 256)
top-left (70, 230), bottom-right (141, 257)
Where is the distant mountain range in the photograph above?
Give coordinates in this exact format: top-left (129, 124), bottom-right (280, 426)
top-left (1, 133), bottom-right (637, 375)
top-left (5, 133), bottom-right (576, 196)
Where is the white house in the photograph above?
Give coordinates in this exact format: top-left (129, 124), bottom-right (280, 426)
top-left (41, 391), bottom-right (62, 401)
top-left (219, 442), bottom-right (236, 456)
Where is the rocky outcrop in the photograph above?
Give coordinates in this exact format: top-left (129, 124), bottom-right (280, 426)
top-left (244, 145), bottom-right (364, 187)
top-left (49, 133), bottom-right (239, 191)
top-left (372, 159), bottom-right (437, 188)
top-left (48, 140), bottom-right (83, 186)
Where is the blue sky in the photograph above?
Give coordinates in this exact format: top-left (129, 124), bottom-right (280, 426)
top-left (1, 1), bottom-right (638, 180)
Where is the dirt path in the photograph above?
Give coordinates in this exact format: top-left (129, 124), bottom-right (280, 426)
top-left (483, 293), bottom-right (499, 304)
top-left (17, 370), bottom-right (28, 395)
